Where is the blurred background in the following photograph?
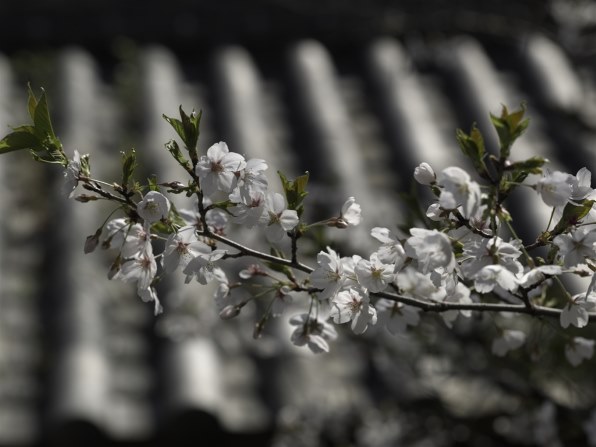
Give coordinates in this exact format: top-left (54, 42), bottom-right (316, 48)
top-left (1, 0), bottom-right (596, 446)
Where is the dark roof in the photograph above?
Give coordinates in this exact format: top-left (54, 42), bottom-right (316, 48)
top-left (1, 2), bottom-right (596, 446)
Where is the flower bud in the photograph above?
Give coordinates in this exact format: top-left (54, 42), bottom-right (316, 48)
top-left (84, 228), bottom-right (103, 254)
top-left (414, 162), bottom-right (436, 185)
top-left (84, 233), bottom-right (100, 254)
top-left (327, 217), bottom-right (349, 229)
top-left (219, 304), bottom-right (241, 320)
top-left (75, 194), bottom-right (99, 202)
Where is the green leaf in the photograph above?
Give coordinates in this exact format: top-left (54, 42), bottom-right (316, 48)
top-left (18, 86), bottom-right (65, 163)
top-left (552, 200), bottom-right (595, 236)
top-left (121, 149), bottom-right (137, 187)
top-left (500, 156), bottom-right (548, 196)
top-left (506, 156), bottom-right (547, 175)
top-left (163, 106), bottom-right (201, 163)
top-left (32, 88), bottom-right (57, 141)
top-left (490, 103), bottom-right (529, 160)
top-left (278, 170), bottom-right (309, 217)
top-left (27, 84), bottom-right (38, 121)
top-left (0, 130), bottom-right (41, 154)
top-left (456, 125), bottom-right (485, 160)
top-left (147, 175), bottom-right (159, 192)
top-left (180, 106), bottom-right (200, 153)
top-left (163, 114), bottom-right (185, 142)
top-left (165, 139), bottom-right (190, 170)
top-left (456, 124), bottom-right (488, 177)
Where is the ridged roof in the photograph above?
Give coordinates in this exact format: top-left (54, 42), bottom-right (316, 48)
top-left (1, 3), bottom-right (596, 446)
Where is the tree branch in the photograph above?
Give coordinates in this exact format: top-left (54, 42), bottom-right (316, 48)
top-left (200, 229), bottom-right (596, 322)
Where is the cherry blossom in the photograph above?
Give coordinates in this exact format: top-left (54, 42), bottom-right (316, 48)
top-left (472, 264), bottom-right (519, 294)
top-left (338, 196), bottom-right (362, 227)
top-left (195, 141), bottom-right (246, 197)
top-left (182, 248), bottom-right (227, 285)
top-left (535, 169), bottom-right (574, 207)
top-left (63, 150), bottom-right (81, 198)
top-left (229, 188), bottom-right (267, 228)
top-left (162, 226), bottom-right (211, 274)
top-left (436, 166), bottom-right (481, 218)
top-left (370, 227), bottom-right (406, 268)
top-left (236, 157), bottom-right (268, 195)
top-left (553, 226), bottom-right (596, 268)
top-left (518, 265), bottom-right (563, 289)
top-left (289, 313), bottom-right (338, 354)
top-left (396, 267), bottom-right (444, 301)
top-left (425, 202), bottom-right (444, 221)
top-left (310, 247), bottom-right (345, 299)
top-left (461, 236), bottom-right (523, 280)
top-left (137, 191), bottom-right (171, 224)
top-left (120, 223), bottom-right (152, 259)
top-left (354, 253), bottom-right (394, 293)
top-left (118, 245), bottom-right (157, 292)
top-left (212, 267), bottom-right (249, 317)
top-left (338, 254), bottom-right (362, 290)
top-left (560, 293), bottom-right (596, 329)
top-left (439, 282), bottom-right (473, 327)
top-left (413, 162), bottom-right (436, 185)
top-left (271, 286), bottom-right (293, 317)
top-left (329, 287), bottom-right (377, 334)
top-left (375, 299), bottom-right (421, 334)
top-left (404, 228), bottom-right (455, 274)
top-left (570, 167), bottom-right (594, 202)
top-left (179, 197), bottom-right (229, 234)
top-left (263, 192), bottom-right (299, 243)
top-left (101, 218), bottom-right (131, 249)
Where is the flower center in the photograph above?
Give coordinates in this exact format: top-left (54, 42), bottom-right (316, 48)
top-left (211, 161), bottom-right (224, 173)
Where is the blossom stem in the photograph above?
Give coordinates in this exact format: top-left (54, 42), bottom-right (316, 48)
top-left (545, 207), bottom-right (556, 232)
top-left (199, 230), bottom-right (313, 274)
top-left (81, 182), bottom-right (132, 206)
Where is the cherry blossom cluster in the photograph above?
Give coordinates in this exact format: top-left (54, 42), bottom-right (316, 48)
top-left (3, 89), bottom-right (596, 367)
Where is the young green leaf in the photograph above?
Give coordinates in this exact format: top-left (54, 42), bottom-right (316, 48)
top-left (278, 170), bottom-right (309, 217)
top-left (27, 85), bottom-right (38, 121)
top-left (490, 103), bottom-right (529, 160)
top-left (30, 87), bottom-right (58, 142)
top-left (121, 149), bottom-right (137, 187)
top-left (0, 130), bottom-right (41, 155)
top-left (147, 175), bottom-right (159, 192)
top-left (551, 200), bottom-right (595, 236)
top-left (163, 106), bottom-right (201, 164)
top-left (456, 124), bottom-right (488, 177)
